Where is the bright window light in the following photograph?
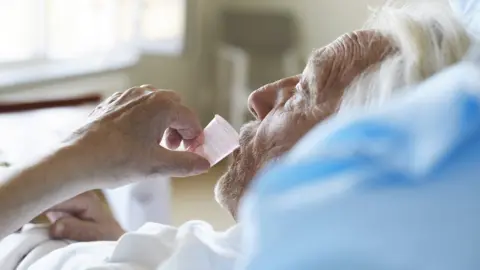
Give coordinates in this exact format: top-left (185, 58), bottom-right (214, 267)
top-left (0, 0), bottom-right (186, 64)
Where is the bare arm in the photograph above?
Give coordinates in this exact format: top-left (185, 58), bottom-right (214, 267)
top-left (0, 85), bottom-right (210, 239)
top-left (0, 144), bottom-right (91, 239)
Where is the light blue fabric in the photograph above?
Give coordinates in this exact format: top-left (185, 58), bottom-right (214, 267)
top-left (451, 0), bottom-right (480, 36)
top-left (239, 61), bottom-right (480, 270)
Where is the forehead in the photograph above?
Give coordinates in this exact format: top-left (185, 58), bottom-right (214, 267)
top-left (301, 30), bottom-right (393, 103)
top-left (302, 52), bottom-right (318, 84)
top-left (300, 48), bottom-right (324, 99)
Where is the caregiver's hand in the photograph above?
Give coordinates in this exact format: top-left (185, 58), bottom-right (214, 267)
top-left (68, 85), bottom-right (210, 189)
top-left (0, 85), bottom-right (209, 239)
top-left (46, 192), bottom-right (125, 241)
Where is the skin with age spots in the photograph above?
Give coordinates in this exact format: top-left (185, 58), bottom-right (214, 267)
top-left (216, 30), bottom-right (394, 218)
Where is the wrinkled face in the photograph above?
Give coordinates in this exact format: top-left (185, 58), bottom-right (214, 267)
top-left (216, 30), bottom-right (394, 218)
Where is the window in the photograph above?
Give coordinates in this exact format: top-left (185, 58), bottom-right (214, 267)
top-left (0, 0), bottom-right (186, 86)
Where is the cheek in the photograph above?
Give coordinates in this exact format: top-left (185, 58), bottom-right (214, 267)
top-left (267, 112), bottom-right (321, 150)
top-left (254, 113), bottom-right (303, 156)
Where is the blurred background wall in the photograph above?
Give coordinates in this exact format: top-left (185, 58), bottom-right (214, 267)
top-left (226, 0), bottom-right (385, 58)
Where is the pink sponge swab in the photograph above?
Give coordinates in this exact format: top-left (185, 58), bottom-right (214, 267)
top-left (193, 115), bottom-right (240, 166)
top-left (161, 115), bottom-right (240, 167)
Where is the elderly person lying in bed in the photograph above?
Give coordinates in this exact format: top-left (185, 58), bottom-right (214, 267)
top-left (0, 1), bottom-right (477, 269)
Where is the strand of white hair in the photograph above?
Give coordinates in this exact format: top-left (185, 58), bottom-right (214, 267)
top-left (339, 2), bottom-right (474, 112)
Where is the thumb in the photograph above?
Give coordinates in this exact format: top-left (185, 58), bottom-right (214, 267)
top-left (153, 148), bottom-right (210, 177)
top-left (50, 217), bottom-right (103, 242)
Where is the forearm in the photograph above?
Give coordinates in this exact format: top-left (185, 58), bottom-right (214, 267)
top-left (0, 144), bottom-right (92, 239)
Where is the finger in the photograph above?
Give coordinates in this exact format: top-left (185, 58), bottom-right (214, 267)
top-left (45, 211), bottom-right (73, 223)
top-left (48, 192), bottom-right (99, 218)
top-left (129, 92), bottom-right (202, 141)
top-left (97, 92), bottom-right (121, 109)
top-left (49, 217), bottom-right (104, 242)
top-left (116, 87), bottom-right (149, 105)
top-left (107, 91), bottom-right (122, 103)
top-left (153, 149), bottom-right (210, 177)
top-left (168, 104), bottom-right (204, 140)
top-left (105, 90), bottom-right (194, 143)
top-left (89, 92), bottom-right (121, 119)
top-left (154, 89), bottom-right (182, 103)
top-left (140, 84), bottom-right (157, 91)
top-left (141, 89), bottom-right (182, 103)
top-left (164, 128), bottom-right (182, 149)
top-left (100, 92), bottom-right (121, 107)
top-left (145, 99), bottom-right (203, 144)
top-left (50, 216), bottom-right (125, 242)
top-left (163, 129), bottom-right (203, 151)
top-left (183, 135), bottom-right (204, 151)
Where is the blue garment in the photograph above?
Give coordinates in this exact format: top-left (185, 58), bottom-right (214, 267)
top-left (451, 0), bottom-right (480, 36)
top-left (239, 61), bottom-right (480, 269)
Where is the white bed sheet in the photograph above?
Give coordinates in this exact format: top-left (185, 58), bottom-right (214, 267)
top-left (0, 222), bottom-right (241, 270)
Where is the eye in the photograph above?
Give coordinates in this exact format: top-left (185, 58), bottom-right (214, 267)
top-left (295, 82), bottom-right (302, 92)
top-left (293, 83), bottom-right (306, 98)
top-left (282, 88), bottom-right (300, 109)
top-left (277, 77), bottom-right (305, 109)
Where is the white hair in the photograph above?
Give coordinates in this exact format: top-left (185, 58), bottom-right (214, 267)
top-left (339, 2), bottom-right (474, 112)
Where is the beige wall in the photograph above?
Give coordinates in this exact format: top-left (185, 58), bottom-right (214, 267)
top-left (226, 0), bottom-right (386, 59)
top-left (128, 0), bottom-right (224, 124)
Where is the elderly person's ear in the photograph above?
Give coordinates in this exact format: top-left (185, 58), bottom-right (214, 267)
top-left (248, 75), bottom-right (301, 120)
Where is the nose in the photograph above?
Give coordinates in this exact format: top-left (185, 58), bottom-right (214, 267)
top-left (248, 75), bottom-right (301, 120)
top-left (248, 86), bottom-right (277, 120)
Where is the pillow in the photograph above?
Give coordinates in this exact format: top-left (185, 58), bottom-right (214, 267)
top-left (239, 60), bottom-right (480, 269)
top-left (451, 0), bottom-right (480, 36)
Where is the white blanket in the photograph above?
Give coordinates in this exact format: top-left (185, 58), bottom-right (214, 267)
top-left (0, 222), bottom-right (242, 270)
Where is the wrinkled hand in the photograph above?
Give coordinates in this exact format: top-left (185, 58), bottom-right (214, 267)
top-left (46, 192), bottom-right (125, 241)
top-left (68, 85), bottom-right (210, 189)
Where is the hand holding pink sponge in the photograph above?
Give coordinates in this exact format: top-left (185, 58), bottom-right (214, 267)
top-left (160, 115), bottom-right (239, 167)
